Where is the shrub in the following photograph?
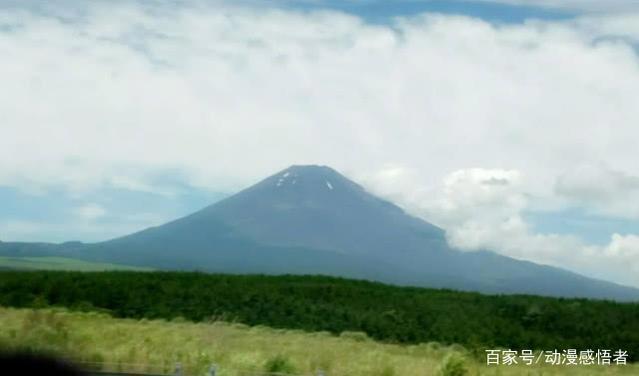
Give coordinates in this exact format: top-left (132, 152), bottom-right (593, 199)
top-left (437, 352), bottom-right (467, 376)
top-left (264, 354), bottom-right (296, 374)
top-left (339, 331), bottom-right (370, 342)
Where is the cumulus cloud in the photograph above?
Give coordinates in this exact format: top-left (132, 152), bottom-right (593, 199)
top-left (364, 166), bottom-right (639, 287)
top-left (601, 234), bottom-right (639, 263)
top-left (1, 2), bottom-right (639, 195)
top-left (2, 1), bottom-right (639, 285)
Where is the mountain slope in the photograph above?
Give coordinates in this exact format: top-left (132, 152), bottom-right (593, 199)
top-left (2, 165), bottom-right (638, 300)
top-left (202, 165), bottom-right (447, 258)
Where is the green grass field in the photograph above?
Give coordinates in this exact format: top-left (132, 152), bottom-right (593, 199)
top-left (0, 257), bottom-right (151, 271)
top-left (0, 306), bottom-right (636, 376)
top-left (3, 270), bottom-right (638, 361)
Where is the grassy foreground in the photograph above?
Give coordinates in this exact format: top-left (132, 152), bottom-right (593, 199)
top-left (0, 257), bottom-right (151, 271)
top-left (0, 307), bottom-right (636, 376)
top-left (2, 271), bottom-right (639, 360)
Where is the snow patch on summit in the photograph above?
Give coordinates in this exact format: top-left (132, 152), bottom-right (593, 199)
top-left (276, 171), bottom-right (293, 187)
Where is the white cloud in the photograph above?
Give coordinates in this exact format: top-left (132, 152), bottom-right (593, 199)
top-left (582, 234), bottom-right (639, 284)
top-left (2, 2), bottom-right (639, 285)
top-left (603, 233), bottom-right (639, 258)
top-left (365, 166), bottom-right (639, 287)
top-left (473, 0), bottom-right (639, 13)
top-left (1, 3), bottom-right (639, 196)
top-left (109, 176), bottom-right (179, 197)
top-left (73, 204), bottom-right (107, 220)
top-left (555, 163), bottom-right (639, 219)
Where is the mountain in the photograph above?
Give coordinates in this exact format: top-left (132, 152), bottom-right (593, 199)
top-left (2, 165), bottom-right (638, 300)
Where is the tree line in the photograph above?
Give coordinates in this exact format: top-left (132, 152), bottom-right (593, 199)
top-left (0, 270), bottom-right (637, 360)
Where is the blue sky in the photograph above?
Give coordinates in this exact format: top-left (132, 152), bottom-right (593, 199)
top-left (1, 0), bottom-right (639, 286)
top-left (277, 0), bottom-right (573, 23)
top-left (524, 209), bottom-right (639, 246)
top-left (0, 185), bottom-right (226, 243)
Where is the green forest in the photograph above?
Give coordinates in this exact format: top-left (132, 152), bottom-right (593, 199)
top-left (0, 271), bottom-right (637, 360)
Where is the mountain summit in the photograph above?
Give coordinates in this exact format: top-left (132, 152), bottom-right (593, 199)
top-left (201, 165), bottom-right (445, 259)
top-left (3, 165), bottom-right (638, 300)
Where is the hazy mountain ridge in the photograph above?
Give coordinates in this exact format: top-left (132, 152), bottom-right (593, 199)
top-left (1, 165), bottom-right (638, 300)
